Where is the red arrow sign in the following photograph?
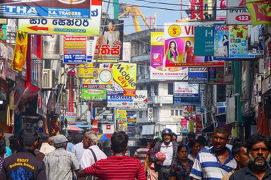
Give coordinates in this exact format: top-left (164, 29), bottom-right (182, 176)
top-left (27, 26), bottom-right (49, 31)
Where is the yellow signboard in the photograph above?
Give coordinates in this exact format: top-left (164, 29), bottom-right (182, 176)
top-left (11, 31), bottom-right (28, 71)
top-left (113, 63), bottom-right (137, 96)
top-left (151, 32), bottom-right (164, 46)
top-left (78, 63), bottom-right (93, 78)
top-left (82, 68), bottom-right (113, 84)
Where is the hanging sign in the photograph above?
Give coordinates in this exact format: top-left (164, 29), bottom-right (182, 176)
top-left (227, 0), bottom-right (251, 25)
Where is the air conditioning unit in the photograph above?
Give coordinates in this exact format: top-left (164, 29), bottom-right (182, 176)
top-left (42, 69), bottom-right (55, 89)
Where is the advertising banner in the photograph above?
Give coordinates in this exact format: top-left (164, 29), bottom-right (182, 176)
top-left (64, 36), bottom-right (88, 64)
top-left (82, 68), bottom-right (113, 89)
top-left (18, 0), bottom-right (101, 36)
top-left (132, 90), bottom-right (148, 109)
top-left (11, 31), bottom-right (28, 71)
top-left (95, 19), bottom-right (124, 63)
top-left (0, 0), bottom-right (91, 19)
top-left (208, 67), bottom-right (225, 84)
top-left (107, 94), bottom-right (133, 108)
top-left (81, 89), bottom-right (107, 101)
top-left (174, 82), bottom-right (199, 97)
top-left (78, 63), bottom-right (93, 78)
top-left (229, 25), bottom-right (253, 58)
top-left (117, 110), bottom-right (127, 132)
top-left (216, 0), bottom-right (227, 20)
top-left (113, 63), bottom-right (137, 96)
top-left (214, 24), bottom-right (230, 57)
top-left (150, 32), bottom-right (189, 80)
top-left (165, 23), bottom-right (224, 67)
top-left (181, 118), bottom-right (188, 133)
top-left (194, 27), bottom-right (214, 56)
top-left (227, 0), bottom-right (251, 25)
top-left (264, 34), bottom-right (271, 78)
top-left (43, 35), bottom-right (62, 60)
top-left (196, 115), bottom-right (202, 134)
top-left (245, 0), bottom-right (271, 26)
top-left (191, 0), bottom-right (204, 20)
top-left (65, 112), bottom-right (77, 124)
top-left (188, 67), bottom-right (208, 84)
top-left (0, 25), bottom-right (6, 40)
top-left (188, 121), bottom-right (195, 132)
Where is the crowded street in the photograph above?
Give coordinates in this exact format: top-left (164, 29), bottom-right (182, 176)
top-left (0, 0), bottom-right (270, 179)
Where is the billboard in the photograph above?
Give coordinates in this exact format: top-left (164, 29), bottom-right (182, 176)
top-left (0, 0), bottom-right (91, 19)
top-left (150, 32), bottom-right (189, 80)
top-left (95, 19), bottom-right (124, 63)
top-left (174, 82), bottom-right (199, 97)
top-left (81, 89), bottom-right (107, 101)
top-left (63, 36), bottom-right (88, 64)
top-left (43, 35), bottom-right (62, 60)
top-left (117, 110), bottom-right (127, 132)
top-left (216, 0), bottom-right (227, 20)
top-left (194, 27), bottom-right (214, 56)
top-left (227, 0), bottom-right (251, 25)
top-left (65, 112), bottom-right (77, 124)
top-left (214, 24), bottom-right (230, 57)
top-left (188, 67), bottom-right (208, 84)
top-left (208, 67), bottom-right (225, 84)
top-left (113, 63), bottom-right (137, 96)
top-left (82, 68), bottom-right (113, 89)
top-left (78, 63), bottom-right (93, 78)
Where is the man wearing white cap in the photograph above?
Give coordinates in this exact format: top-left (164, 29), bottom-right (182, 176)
top-left (43, 134), bottom-right (79, 180)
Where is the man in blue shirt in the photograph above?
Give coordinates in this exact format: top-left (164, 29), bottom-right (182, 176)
top-left (190, 127), bottom-right (237, 180)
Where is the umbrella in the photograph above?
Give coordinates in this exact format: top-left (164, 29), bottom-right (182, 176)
top-left (98, 134), bottom-right (112, 142)
top-left (68, 125), bottom-right (83, 133)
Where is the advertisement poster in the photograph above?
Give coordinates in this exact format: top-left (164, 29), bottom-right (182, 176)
top-left (65, 112), bottom-right (77, 124)
top-left (95, 19), bottom-right (124, 63)
top-left (107, 93), bottom-right (133, 108)
top-left (0, 25), bottom-right (6, 40)
top-left (245, 0), bottom-right (271, 26)
top-left (188, 121), bottom-right (195, 132)
top-left (214, 24), bottom-right (229, 57)
top-left (11, 30), bottom-right (28, 71)
top-left (81, 89), bottom-right (107, 101)
top-left (82, 68), bottom-right (113, 89)
top-left (78, 63), bottom-right (93, 78)
top-left (132, 90), bottom-right (148, 109)
top-left (227, 0), bottom-right (251, 25)
top-left (188, 67), bottom-right (208, 84)
top-left (43, 35), bottom-right (61, 60)
top-left (208, 67), bottom-right (225, 84)
top-left (113, 63), bottom-right (137, 96)
top-left (194, 27), bottom-right (214, 56)
top-left (0, 0), bottom-right (91, 19)
top-left (191, 0), bottom-right (204, 20)
top-left (229, 25), bottom-right (253, 58)
top-left (196, 115), bottom-right (202, 134)
top-left (64, 36), bottom-right (87, 63)
top-left (217, 0), bottom-right (227, 20)
top-left (117, 110), bottom-right (127, 132)
top-left (150, 32), bottom-right (189, 80)
top-left (181, 118), bottom-right (188, 133)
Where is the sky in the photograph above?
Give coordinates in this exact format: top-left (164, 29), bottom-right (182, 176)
top-left (102, 0), bottom-right (190, 34)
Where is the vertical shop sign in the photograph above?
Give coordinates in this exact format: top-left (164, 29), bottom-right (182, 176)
top-left (195, 27), bottom-right (214, 56)
top-left (64, 36), bottom-right (87, 63)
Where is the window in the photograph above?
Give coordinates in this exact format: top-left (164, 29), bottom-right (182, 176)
top-left (147, 85), bottom-right (151, 97)
top-left (175, 110), bottom-right (178, 116)
top-left (179, 110), bottom-right (182, 116)
top-left (44, 60), bottom-right (51, 69)
top-left (139, 111), bottom-right (143, 118)
top-left (154, 83), bottom-right (158, 96)
top-left (168, 83), bottom-right (173, 95)
top-left (171, 110), bottom-right (174, 116)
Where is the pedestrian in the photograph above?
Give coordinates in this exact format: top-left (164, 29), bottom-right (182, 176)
top-left (39, 133), bottom-right (55, 155)
top-left (66, 135), bottom-right (76, 152)
top-left (77, 131), bottom-right (146, 180)
top-left (0, 126), bottom-right (46, 180)
top-left (186, 132), bottom-right (196, 154)
top-left (8, 135), bottom-right (19, 154)
top-left (196, 136), bottom-right (208, 150)
top-left (43, 134), bottom-right (79, 180)
top-left (171, 144), bottom-right (193, 180)
top-left (144, 138), bottom-right (159, 180)
top-left (229, 134), bottom-right (271, 180)
top-left (134, 138), bottom-right (149, 166)
top-left (172, 134), bottom-right (178, 143)
top-left (190, 127), bottom-right (237, 179)
top-left (80, 132), bottom-right (107, 169)
top-left (0, 137), bottom-right (6, 173)
top-left (222, 142), bottom-right (249, 180)
top-left (187, 140), bottom-right (201, 162)
top-left (71, 133), bottom-right (85, 164)
top-left (34, 134), bottom-right (45, 160)
top-left (0, 128), bottom-right (12, 158)
top-left (149, 128), bottom-right (178, 180)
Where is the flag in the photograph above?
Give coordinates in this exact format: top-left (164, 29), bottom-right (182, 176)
top-left (245, 0), bottom-right (271, 26)
top-left (11, 31), bottom-right (28, 71)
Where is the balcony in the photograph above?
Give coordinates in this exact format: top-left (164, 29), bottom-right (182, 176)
top-left (148, 95), bottom-right (173, 105)
top-left (131, 54), bottom-right (150, 63)
top-left (137, 73), bottom-right (150, 84)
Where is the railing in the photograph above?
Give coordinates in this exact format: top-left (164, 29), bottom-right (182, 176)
top-left (148, 95), bottom-right (173, 105)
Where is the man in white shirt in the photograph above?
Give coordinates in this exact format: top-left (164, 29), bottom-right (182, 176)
top-left (80, 132), bottom-right (107, 169)
top-left (40, 133), bottom-right (55, 155)
top-left (71, 134), bottom-right (85, 163)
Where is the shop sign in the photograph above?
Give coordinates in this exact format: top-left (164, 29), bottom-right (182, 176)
top-left (194, 27), bottom-right (214, 56)
top-left (188, 68), bottom-right (208, 84)
top-left (0, 25), bottom-right (6, 40)
top-left (81, 89), bottom-right (107, 101)
top-left (78, 63), bottom-right (93, 78)
top-left (0, 0), bottom-right (91, 19)
top-left (174, 82), bottom-right (199, 97)
top-left (227, 0), bottom-right (251, 25)
top-left (82, 68), bottom-right (113, 88)
top-left (65, 112), bottom-right (77, 124)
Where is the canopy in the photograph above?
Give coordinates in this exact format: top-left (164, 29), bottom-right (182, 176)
top-left (68, 125), bottom-right (83, 133)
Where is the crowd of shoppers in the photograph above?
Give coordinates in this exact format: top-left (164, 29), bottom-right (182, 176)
top-left (0, 124), bottom-right (271, 180)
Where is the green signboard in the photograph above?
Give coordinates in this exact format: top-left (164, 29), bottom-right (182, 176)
top-left (195, 27), bottom-right (214, 56)
top-left (0, 25), bottom-right (6, 40)
top-left (81, 89), bottom-right (107, 101)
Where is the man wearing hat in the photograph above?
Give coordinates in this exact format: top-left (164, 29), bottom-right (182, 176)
top-left (149, 128), bottom-right (178, 180)
top-left (43, 134), bottom-right (79, 180)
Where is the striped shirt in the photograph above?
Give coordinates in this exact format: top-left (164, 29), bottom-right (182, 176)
top-left (134, 147), bottom-right (149, 163)
top-left (84, 155), bottom-right (146, 180)
top-left (190, 147), bottom-right (237, 180)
